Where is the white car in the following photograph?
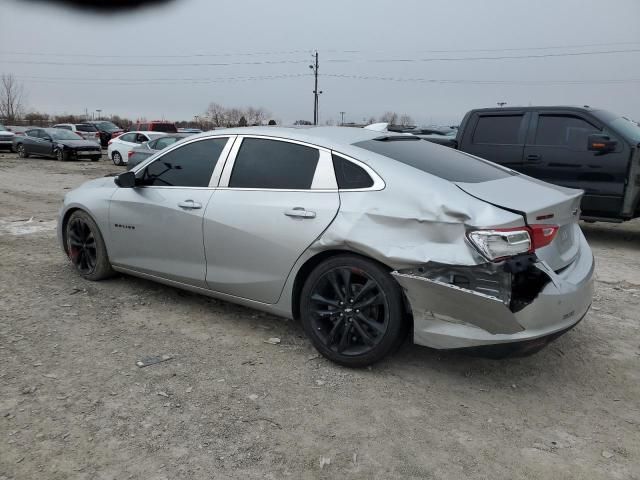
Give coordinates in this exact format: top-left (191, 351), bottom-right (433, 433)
top-left (0, 123), bottom-right (16, 151)
top-left (107, 131), bottom-right (166, 166)
top-left (53, 123), bottom-right (101, 145)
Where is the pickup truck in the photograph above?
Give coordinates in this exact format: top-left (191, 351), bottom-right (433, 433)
top-left (422, 106), bottom-right (640, 223)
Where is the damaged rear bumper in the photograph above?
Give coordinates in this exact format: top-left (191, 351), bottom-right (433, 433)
top-left (392, 232), bottom-right (594, 350)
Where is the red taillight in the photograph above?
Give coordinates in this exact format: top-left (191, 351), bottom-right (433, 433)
top-left (128, 150), bottom-right (134, 158)
top-left (467, 224), bottom-right (559, 261)
top-left (528, 224), bottom-right (559, 250)
top-left (108, 139), bottom-right (113, 146)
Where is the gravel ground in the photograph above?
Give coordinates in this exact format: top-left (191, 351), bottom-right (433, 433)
top-left (0, 151), bottom-right (639, 480)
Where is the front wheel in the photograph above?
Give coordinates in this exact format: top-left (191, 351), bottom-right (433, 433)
top-left (56, 149), bottom-right (66, 161)
top-left (112, 151), bottom-right (123, 166)
top-left (65, 210), bottom-right (114, 281)
top-left (17, 144), bottom-right (29, 158)
top-left (300, 254), bottom-right (407, 368)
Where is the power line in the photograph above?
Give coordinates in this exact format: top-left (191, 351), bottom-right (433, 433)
top-left (323, 74), bottom-right (640, 85)
top-left (325, 41), bottom-right (640, 55)
top-left (1, 41), bottom-right (639, 59)
top-left (325, 48), bottom-right (640, 64)
top-left (2, 48), bottom-right (639, 68)
top-left (0, 49), bottom-right (312, 59)
top-left (14, 73), bottom-right (311, 86)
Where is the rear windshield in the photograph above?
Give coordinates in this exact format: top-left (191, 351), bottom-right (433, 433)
top-left (354, 138), bottom-right (513, 183)
top-left (152, 123), bottom-right (178, 133)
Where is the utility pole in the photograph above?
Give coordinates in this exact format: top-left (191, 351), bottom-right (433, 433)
top-left (340, 111), bottom-right (345, 126)
top-left (309, 51), bottom-right (322, 125)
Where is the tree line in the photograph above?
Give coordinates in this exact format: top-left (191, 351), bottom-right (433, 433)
top-left (2, 73), bottom-right (416, 128)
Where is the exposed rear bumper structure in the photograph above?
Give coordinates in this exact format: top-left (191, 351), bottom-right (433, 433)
top-left (393, 231), bottom-right (594, 350)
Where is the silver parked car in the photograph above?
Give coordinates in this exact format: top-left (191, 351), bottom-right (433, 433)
top-left (57, 127), bottom-right (594, 367)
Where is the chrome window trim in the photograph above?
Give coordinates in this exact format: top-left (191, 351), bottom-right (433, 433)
top-left (330, 151), bottom-right (386, 192)
top-left (129, 134), bottom-right (236, 189)
top-left (219, 135), bottom-right (335, 191)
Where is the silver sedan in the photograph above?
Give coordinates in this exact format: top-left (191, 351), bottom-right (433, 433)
top-left (58, 127), bottom-right (594, 367)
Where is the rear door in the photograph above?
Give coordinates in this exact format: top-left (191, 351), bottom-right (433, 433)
top-left (460, 112), bottom-right (528, 168)
top-left (109, 136), bottom-right (233, 286)
top-left (203, 136), bottom-right (340, 303)
top-left (521, 111), bottom-right (628, 215)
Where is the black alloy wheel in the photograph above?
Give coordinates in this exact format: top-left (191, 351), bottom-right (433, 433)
top-left (67, 217), bottom-right (97, 275)
top-left (65, 211), bottom-right (114, 281)
top-left (56, 148), bottom-right (65, 161)
top-left (301, 255), bottom-right (406, 367)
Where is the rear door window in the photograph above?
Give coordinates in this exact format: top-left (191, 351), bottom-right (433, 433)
top-left (354, 138), bottom-right (512, 183)
top-left (119, 133), bottom-right (136, 143)
top-left (141, 137), bottom-right (228, 187)
top-left (229, 138), bottom-right (319, 189)
top-left (472, 115), bottom-right (523, 144)
top-left (534, 115), bottom-right (600, 148)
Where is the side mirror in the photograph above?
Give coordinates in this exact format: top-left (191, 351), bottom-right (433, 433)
top-left (588, 134), bottom-right (617, 153)
top-left (114, 170), bottom-right (136, 188)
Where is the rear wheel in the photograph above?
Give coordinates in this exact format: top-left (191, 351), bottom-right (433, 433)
top-left (17, 144), bottom-right (29, 158)
top-left (112, 151), bottom-right (123, 166)
top-left (300, 254), bottom-right (406, 368)
top-left (65, 210), bottom-right (114, 281)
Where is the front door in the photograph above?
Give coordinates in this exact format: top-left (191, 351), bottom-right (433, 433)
top-left (203, 136), bottom-right (340, 304)
top-left (108, 136), bottom-right (232, 287)
top-left (521, 112), bottom-right (629, 216)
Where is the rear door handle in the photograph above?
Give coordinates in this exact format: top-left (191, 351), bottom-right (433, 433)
top-left (526, 154), bottom-right (541, 162)
top-left (178, 200), bottom-right (202, 210)
top-left (284, 207), bottom-right (316, 219)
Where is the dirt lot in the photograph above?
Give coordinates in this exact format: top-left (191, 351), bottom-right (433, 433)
top-left (0, 151), bottom-right (639, 480)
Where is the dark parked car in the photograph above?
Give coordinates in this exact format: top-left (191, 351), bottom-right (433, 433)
top-left (12, 127), bottom-right (102, 161)
top-left (424, 106), bottom-right (640, 223)
top-left (84, 120), bottom-right (124, 147)
top-left (127, 133), bottom-right (191, 169)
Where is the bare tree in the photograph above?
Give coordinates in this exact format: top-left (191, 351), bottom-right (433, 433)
top-left (246, 106), bottom-right (268, 125)
top-left (205, 102), bottom-right (227, 128)
top-left (225, 108), bottom-right (244, 127)
top-left (379, 111), bottom-right (398, 124)
top-left (0, 74), bottom-right (25, 122)
top-left (398, 114), bottom-right (414, 126)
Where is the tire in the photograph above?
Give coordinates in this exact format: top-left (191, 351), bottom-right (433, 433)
top-left (112, 151), bottom-right (123, 166)
top-left (56, 149), bottom-right (66, 161)
top-left (16, 144), bottom-right (29, 158)
top-left (300, 254), bottom-right (406, 368)
top-left (65, 210), bottom-right (114, 281)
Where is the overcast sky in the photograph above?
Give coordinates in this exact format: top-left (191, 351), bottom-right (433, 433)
top-left (2, 0), bottom-right (639, 125)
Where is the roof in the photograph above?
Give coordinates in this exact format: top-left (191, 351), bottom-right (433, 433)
top-left (186, 126), bottom-right (401, 152)
top-left (468, 105), bottom-right (599, 113)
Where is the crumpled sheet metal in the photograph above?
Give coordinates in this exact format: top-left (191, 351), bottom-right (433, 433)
top-left (392, 272), bottom-right (524, 335)
top-left (311, 168), bottom-right (523, 269)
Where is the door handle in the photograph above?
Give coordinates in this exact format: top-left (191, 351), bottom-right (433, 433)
top-left (284, 207), bottom-right (316, 219)
top-left (526, 154), bottom-right (541, 162)
top-left (178, 200), bottom-right (202, 210)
